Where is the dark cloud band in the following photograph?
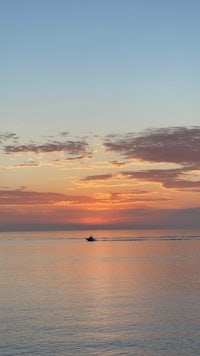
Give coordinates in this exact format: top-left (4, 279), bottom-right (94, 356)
top-left (104, 127), bottom-right (200, 166)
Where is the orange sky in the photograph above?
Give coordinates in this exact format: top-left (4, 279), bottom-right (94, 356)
top-left (1, 127), bottom-right (200, 231)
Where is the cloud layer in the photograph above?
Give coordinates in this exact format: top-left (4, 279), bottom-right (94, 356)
top-left (1, 131), bottom-right (92, 159)
top-left (1, 127), bottom-right (200, 230)
top-left (104, 127), bottom-right (200, 166)
top-left (0, 189), bottom-right (96, 205)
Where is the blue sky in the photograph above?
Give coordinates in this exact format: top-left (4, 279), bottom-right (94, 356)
top-left (1, 0), bottom-right (199, 136)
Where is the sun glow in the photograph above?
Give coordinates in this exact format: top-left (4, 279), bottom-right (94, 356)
top-left (1, 127), bottom-right (200, 230)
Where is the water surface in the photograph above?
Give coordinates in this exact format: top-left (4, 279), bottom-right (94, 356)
top-left (0, 230), bottom-right (200, 355)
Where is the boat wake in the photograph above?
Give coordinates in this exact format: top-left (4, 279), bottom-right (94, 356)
top-left (97, 235), bottom-right (200, 242)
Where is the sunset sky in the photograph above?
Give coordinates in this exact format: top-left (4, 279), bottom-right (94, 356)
top-left (1, 0), bottom-right (200, 230)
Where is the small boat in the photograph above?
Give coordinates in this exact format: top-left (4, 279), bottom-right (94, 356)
top-left (86, 235), bottom-right (96, 242)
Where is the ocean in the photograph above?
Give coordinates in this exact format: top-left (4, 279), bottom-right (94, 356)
top-left (0, 229), bottom-right (200, 355)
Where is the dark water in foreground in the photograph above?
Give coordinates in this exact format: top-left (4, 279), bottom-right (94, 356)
top-left (0, 230), bottom-right (200, 355)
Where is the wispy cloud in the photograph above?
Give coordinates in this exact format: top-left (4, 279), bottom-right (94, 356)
top-left (0, 189), bottom-right (96, 205)
top-left (82, 173), bottom-right (113, 181)
top-left (109, 160), bottom-right (129, 167)
top-left (1, 131), bottom-right (92, 159)
top-left (0, 132), bottom-right (19, 144)
top-left (102, 127), bottom-right (200, 191)
top-left (108, 191), bottom-right (169, 204)
top-left (4, 140), bottom-right (90, 156)
top-left (121, 168), bottom-right (200, 190)
top-left (80, 167), bottom-right (200, 191)
top-left (0, 187), bottom-right (166, 208)
top-left (104, 127), bottom-right (200, 167)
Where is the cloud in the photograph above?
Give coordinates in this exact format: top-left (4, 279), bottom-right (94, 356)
top-left (59, 131), bottom-right (70, 137)
top-left (80, 167), bottom-right (200, 191)
top-left (64, 155), bottom-right (90, 161)
top-left (109, 160), bottom-right (128, 167)
top-left (4, 140), bottom-right (90, 156)
top-left (121, 169), bottom-right (200, 189)
top-left (108, 191), bottom-right (169, 203)
top-left (0, 131), bottom-right (92, 160)
top-left (0, 187), bottom-right (166, 208)
top-left (82, 173), bottom-right (113, 181)
top-left (0, 132), bottom-right (19, 144)
top-left (17, 161), bottom-right (40, 168)
top-left (0, 189), bottom-right (96, 205)
top-left (104, 127), bottom-right (200, 166)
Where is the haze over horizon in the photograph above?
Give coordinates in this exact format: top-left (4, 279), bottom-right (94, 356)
top-left (1, 1), bottom-right (200, 231)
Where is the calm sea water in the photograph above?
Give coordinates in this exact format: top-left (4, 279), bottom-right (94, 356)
top-left (0, 229), bottom-right (200, 356)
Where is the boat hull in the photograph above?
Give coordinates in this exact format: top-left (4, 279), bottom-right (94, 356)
top-left (86, 236), bottom-right (96, 241)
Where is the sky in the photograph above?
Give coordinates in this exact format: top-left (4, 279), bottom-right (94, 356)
top-left (1, 0), bottom-right (200, 230)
